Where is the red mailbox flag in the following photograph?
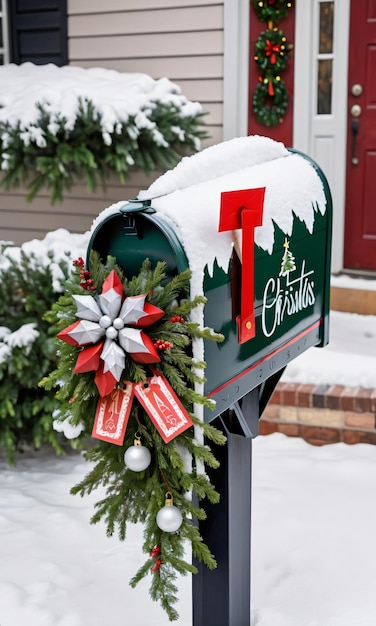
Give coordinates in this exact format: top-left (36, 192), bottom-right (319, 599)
top-left (219, 187), bottom-right (265, 344)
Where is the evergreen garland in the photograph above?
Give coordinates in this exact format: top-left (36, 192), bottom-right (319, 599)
top-left (41, 252), bottom-right (226, 621)
top-left (251, 0), bottom-right (293, 127)
top-left (0, 98), bottom-right (208, 204)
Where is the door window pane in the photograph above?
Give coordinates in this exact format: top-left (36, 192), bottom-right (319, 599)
top-left (316, 1), bottom-right (334, 115)
top-left (317, 59), bottom-right (333, 114)
top-left (319, 2), bottom-right (334, 53)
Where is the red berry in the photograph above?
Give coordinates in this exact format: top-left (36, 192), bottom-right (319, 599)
top-left (73, 257), bottom-right (85, 268)
top-left (170, 315), bottom-right (185, 324)
top-left (151, 558), bottom-right (162, 573)
top-left (150, 545), bottom-right (160, 558)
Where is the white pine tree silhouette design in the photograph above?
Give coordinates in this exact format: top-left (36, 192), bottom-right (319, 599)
top-left (279, 238), bottom-right (296, 277)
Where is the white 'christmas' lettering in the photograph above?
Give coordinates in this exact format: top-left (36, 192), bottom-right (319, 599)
top-left (262, 259), bottom-right (316, 337)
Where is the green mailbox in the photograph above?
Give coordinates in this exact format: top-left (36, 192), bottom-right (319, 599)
top-left (87, 136), bottom-right (332, 626)
top-left (88, 139), bottom-right (332, 421)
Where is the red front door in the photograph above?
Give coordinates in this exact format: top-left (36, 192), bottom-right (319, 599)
top-left (344, 0), bottom-right (376, 270)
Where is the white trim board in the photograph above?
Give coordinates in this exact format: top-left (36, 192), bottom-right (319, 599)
top-left (223, 0), bottom-right (250, 140)
top-left (294, 0), bottom-right (350, 273)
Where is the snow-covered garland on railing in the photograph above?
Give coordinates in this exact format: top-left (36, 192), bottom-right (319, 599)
top-left (252, 0), bottom-right (293, 127)
top-left (41, 252), bottom-right (225, 622)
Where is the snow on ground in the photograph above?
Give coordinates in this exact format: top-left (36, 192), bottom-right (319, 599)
top-left (2, 433), bottom-right (376, 626)
top-left (331, 273), bottom-right (376, 291)
top-left (1, 306), bottom-right (376, 625)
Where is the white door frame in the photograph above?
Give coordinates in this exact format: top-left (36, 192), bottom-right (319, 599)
top-left (223, 0), bottom-right (250, 141)
top-left (294, 0), bottom-right (350, 273)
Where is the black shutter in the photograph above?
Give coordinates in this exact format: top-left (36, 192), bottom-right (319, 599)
top-left (8, 0), bottom-right (68, 66)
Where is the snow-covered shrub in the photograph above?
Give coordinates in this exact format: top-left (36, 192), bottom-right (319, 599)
top-left (0, 63), bottom-right (208, 203)
top-left (0, 230), bottom-right (88, 463)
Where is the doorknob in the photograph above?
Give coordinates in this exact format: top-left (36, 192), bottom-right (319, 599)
top-left (351, 104), bottom-right (362, 117)
top-left (351, 84), bottom-right (363, 96)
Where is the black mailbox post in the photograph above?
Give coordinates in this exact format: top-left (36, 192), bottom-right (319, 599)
top-left (87, 139), bottom-right (332, 626)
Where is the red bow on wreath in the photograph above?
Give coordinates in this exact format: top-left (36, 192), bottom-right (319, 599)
top-left (265, 39), bottom-right (281, 65)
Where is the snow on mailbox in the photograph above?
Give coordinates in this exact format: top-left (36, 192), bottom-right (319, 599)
top-left (88, 135), bottom-right (332, 422)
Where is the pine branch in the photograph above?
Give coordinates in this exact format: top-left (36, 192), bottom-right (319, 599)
top-left (0, 93), bottom-right (208, 203)
top-left (43, 253), bottom-right (226, 621)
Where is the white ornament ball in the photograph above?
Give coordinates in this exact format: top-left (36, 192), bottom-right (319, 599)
top-left (156, 505), bottom-right (183, 533)
top-left (124, 445), bottom-right (151, 472)
top-left (113, 317), bottom-right (125, 330)
top-left (99, 314), bottom-right (112, 328)
top-left (106, 326), bottom-right (118, 340)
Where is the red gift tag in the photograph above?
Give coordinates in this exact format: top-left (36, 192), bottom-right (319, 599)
top-left (134, 371), bottom-right (193, 443)
top-left (92, 384), bottom-right (134, 445)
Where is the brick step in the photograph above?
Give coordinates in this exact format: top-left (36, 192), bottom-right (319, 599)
top-left (260, 382), bottom-right (376, 446)
top-left (330, 285), bottom-right (376, 315)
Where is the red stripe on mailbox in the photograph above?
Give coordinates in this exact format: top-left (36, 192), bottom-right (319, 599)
top-left (207, 320), bottom-right (321, 398)
top-left (219, 188), bottom-right (265, 344)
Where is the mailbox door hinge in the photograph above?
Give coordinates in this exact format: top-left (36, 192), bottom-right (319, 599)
top-left (119, 198), bottom-right (156, 235)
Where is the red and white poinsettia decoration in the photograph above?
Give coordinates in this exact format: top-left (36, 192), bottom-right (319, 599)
top-left (57, 270), bottom-right (164, 396)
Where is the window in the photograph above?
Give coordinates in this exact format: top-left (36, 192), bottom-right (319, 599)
top-left (317, 1), bottom-right (334, 114)
top-left (8, 0), bottom-right (68, 66)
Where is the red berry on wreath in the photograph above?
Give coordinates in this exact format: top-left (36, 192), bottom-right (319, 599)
top-left (151, 558), bottom-right (162, 573)
top-left (150, 544), bottom-right (161, 558)
top-left (155, 339), bottom-right (173, 351)
top-left (170, 315), bottom-right (185, 324)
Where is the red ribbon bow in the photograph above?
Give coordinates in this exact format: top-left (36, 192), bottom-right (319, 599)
top-left (265, 39), bottom-right (281, 65)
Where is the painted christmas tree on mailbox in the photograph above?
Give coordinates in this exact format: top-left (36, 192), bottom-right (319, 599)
top-left (280, 238), bottom-right (296, 277)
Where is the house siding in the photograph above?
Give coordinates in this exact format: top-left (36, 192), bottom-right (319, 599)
top-left (1, 0), bottom-right (224, 245)
top-left (0, 170), bottom-right (161, 244)
top-left (68, 1), bottom-right (224, 143)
